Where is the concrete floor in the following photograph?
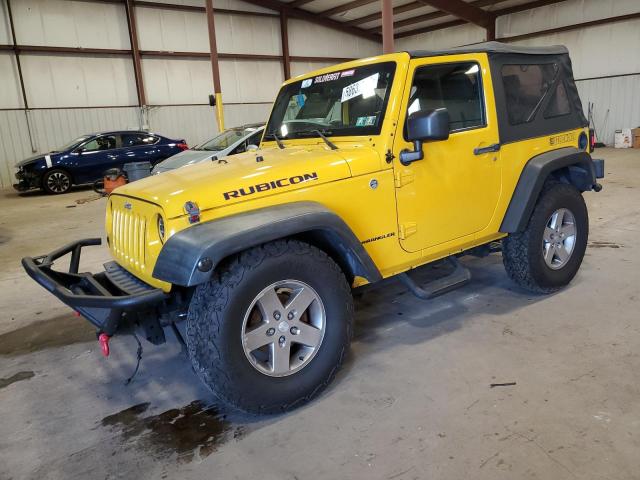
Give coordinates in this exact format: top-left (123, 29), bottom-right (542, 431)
top-left (0, 147), bottom-right (638, 480)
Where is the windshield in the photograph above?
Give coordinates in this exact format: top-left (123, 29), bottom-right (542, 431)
top-left (196, 128), bottom-right (256, 151)
top-left (55, 135), bottom-right (91, 152)
top-left (265, 62), bottom-right (396, 140)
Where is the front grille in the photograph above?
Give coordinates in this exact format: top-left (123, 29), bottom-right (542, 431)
top-left (111, 205), bottom-right (148, 274)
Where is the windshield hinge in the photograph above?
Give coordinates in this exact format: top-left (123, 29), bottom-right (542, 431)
top-left (394, 170), bottom-right (414, 188)
top-left (385, 150), bottom-right (395, 164)
top-left (399, 222), bottom-right (417, 240)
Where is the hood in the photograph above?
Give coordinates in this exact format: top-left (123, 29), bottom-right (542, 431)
top-left (152, 149), bottom-right (217, 173)
top-left (114, 144), bottom-right (379, 218)
top-left (16, 153), bottom-right (48, 168)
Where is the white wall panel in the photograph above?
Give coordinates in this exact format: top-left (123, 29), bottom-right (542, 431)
top-left (0, 53), bottom-right (23, 109)
top-left (216, 0), bottom-right (273, 14)
top-left (0, 110), bottom-right (30, 188)
top-left (497, 0), bottom-right (640, 37)
top-left (507, 19), bottom-right (640, 80)
top-left (290, 61), bottom-right (338, 79)
top-left (21, 54), bottom-right (138, 108)
top-left (136, 7), bottom-right (208, 53)
top-left (395, 23), bottom-right (486, 51)
top-left (216, 13), bottom-right (281, 55)
top-left (11, 0), bottom-right (129, 49)
top-left (0, 0), bottom-right (11, 44)
top-left (288, 19), bottom-right (380, 58)
top-left (142, 57), bottom-right (213, 105)
top-left (219, 59), bottom-right (282, 103)
top-left (577, 75), bottom-right (640, 145)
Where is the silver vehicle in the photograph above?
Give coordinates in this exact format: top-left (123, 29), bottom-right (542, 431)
top-left (151, 124), bottom-right (264, 174)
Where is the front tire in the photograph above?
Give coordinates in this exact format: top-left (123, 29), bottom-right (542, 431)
top-left (42, 169), bottom-right (72, 194)
top-left (186, 240), bottom-right (353, 414)
top-left (502, 181), bottom-right (588, 293)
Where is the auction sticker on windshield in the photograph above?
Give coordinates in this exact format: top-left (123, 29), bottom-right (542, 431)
top-left (341, 73), bottom-right (379, 103)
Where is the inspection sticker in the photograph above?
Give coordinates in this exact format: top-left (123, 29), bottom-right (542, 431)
top-left (341, 69), bottom-right (355, 77)
top-left (356, 116), bottom-right (376, 126)
top-left (301, 78), bottom-right (313, 88)
top-left (341, 73), bottom-right (379, 103)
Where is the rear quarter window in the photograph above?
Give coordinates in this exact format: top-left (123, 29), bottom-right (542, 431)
top-left (501, 63), bottom-right (568, 125)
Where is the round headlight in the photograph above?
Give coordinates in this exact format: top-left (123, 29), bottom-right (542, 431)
top-left (157, 215), bottom-right (165, 242)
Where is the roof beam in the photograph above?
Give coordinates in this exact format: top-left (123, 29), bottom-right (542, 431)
top-left (415, 0), bottom-right (493, 28)
top-left (346, 2), bottom-right (424, 26)
top-left (240, 0), bottom-right (380, 41)
top-left (288, 0), bottom-right (316, 7)
top-left (493, 0), bottom-right (567, 18)
top-left (396, 0), bottom-right (568, 38)
top-left (369, 0), bottom-right (507, 32)
top-left (317, 0), bottom-right (377, 17)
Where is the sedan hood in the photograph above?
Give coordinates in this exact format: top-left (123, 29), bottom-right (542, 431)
top-left (16, 154), bottom-right (48, 168)
top-left (152, 149), bottom-right (218, 173)
top-left (114, 145), bottom-right (358, 218)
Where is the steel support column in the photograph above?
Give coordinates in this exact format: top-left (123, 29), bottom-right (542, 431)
top-left (125, 0), bottom-right (146, 106)
top-left (205, 0), bottom-right (225, 131)
top-left (280, 11), bottom-right (291, 80)
top-left (382, 0), bottom-right (394, 54)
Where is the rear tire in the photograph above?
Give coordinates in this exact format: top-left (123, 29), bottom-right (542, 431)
top-left (186, 239), bottom-right (353, 414)
top-left (502, 181), bottom-right (588, 293)
top-left (42, 169), bottom-right (72, 195)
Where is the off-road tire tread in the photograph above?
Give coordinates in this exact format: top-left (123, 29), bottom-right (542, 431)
top-left (186, 239), bottom-right (353, 414)
top-left (502, 180), bottom-right (585, 293)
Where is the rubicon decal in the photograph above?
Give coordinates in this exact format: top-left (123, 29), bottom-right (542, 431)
top-left (223, 172), bottom-right (319, 200)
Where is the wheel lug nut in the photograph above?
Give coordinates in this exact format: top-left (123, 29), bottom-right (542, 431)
top-left (273, 311), bottom-right (281, 320)
top-left (290, 326), bottom-right (299, 335)
top-left (279, 335), bottom-right (286, 346)
top-left (266, 328), bottom-right (275, 336)
top-left (287, 311), bottom-right (295, 320)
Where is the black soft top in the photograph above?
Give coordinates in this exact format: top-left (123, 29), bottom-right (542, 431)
top-left (406, 41), bottom-right (586, 144)
top-left (408, 41), bottom-right (568, 58)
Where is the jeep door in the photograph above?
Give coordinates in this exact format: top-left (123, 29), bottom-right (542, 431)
top-left (392, 54), bottom-right (502, 253)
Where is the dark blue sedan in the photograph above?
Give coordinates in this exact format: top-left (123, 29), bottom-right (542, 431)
top-left (14, 130), bottom-right (188, 194)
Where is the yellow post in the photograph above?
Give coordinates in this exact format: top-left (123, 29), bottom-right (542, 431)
top-left (215, 92), bottom-right (225, 132)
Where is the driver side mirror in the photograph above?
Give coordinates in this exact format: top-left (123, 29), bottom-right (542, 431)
top-left (400, 108), bottom-right (450, 166)
top-left (74, 147), bottom-right (85, 154)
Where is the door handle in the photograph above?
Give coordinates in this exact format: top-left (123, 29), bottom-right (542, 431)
top-left (474, 143), bottom-right (500, 155)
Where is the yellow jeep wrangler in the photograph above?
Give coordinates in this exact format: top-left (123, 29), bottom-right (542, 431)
top-left (24, 42), bottom-right (604, 414)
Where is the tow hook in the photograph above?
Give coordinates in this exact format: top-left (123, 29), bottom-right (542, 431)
top-left (98, 333), bottom-right (111, 357)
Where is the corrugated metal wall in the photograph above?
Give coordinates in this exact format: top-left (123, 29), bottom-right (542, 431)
top-left (395, 0), bottom-right (640, 146)
top-left (0, 0), bottom-right (376, 189)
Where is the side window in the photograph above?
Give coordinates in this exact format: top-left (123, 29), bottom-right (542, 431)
top-left (81, 135), bottom-right (117, 152)
top-left (544, 81), bottom-right (571, 118)
top-left (247, 130), bottom-right (262, 147)
top-left (122, 133), bottom-right (159, 147)
top-left (501, 63), bottom-right (559, 125)
top-left (407, 62), bottom-right (485, 133)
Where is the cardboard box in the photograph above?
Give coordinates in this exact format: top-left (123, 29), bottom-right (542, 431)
top-left (614, 129), bottom-right (632, 148)
top-left (632, 128), bottom-right (640, 149)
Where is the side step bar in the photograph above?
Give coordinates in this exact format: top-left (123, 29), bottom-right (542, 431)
top-left (398, 257), bottom-right (471, 300)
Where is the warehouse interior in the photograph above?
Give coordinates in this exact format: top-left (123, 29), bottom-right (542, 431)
top-left (1, 0), bottom-right (639, 478)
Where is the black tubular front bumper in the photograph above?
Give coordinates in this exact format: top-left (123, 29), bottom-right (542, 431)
top-left (21, 238), bottom-right (167, 335)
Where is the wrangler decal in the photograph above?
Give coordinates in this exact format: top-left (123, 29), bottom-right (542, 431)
top-left (361, 232), bottom-right (395, 244)
top-left (223, 172), bottom-right (319, 200)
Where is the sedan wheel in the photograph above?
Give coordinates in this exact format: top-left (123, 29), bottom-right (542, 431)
top-left (43, 169), bottom-right (72, 195)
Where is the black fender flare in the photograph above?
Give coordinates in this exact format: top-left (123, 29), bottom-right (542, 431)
top-left (500, 147), bottom-right (598, 233)
top-left (152, 201), bottom-right (382, 287)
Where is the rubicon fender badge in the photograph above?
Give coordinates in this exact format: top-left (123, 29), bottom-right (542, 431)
top-left (184, 201), bottom-right (201, 224)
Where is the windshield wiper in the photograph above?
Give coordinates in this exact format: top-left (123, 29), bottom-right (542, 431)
top-left (265, 132), bottom-right (285, 149)
top-left (312, 130), bottom-right (338, 150)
